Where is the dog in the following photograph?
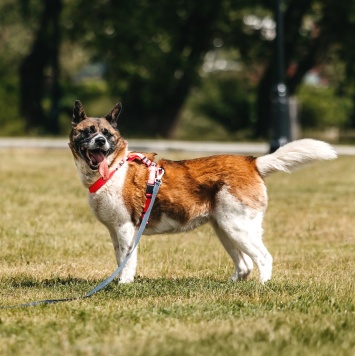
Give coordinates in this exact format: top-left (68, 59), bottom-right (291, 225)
top-left (69, 100), bottom-right (337, 284)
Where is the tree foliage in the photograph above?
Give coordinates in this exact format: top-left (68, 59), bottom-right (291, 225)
top-left (0, 0), bottom-right (354, 137)
top-left (65, 0), bottom-right (224, 136)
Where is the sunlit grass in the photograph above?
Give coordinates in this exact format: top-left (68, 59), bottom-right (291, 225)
top-left (0, 148), bottom-right (354, 355)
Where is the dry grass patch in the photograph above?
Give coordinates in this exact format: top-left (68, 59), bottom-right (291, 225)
top-left (0, 148), bottom-right (354, 355)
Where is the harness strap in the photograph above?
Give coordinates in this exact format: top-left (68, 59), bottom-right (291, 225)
top-left (126, 153), bottom-right (153, 167)
top-left (88, 169), bottom-right (117, 193)
top-left (89, 153), bottom-right (157, 194)
top-left (89, 156), bottom-right (127, 194)
top-left (89, 152), bottom-right (162, 224)
top-left (141, 164), bottom-right (164, 223)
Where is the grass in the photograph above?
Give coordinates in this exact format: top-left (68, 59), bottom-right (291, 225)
top-left (0, 148), bottom-right (354, 356)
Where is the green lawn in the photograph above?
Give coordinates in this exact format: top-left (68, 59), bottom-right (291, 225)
top-left (0, 148), bottom-right (354, 356)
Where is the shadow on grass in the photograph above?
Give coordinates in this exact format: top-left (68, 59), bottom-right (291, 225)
top-left (2, 274), bottom-right (266, 296)
top-left (1, 276), bottom-right (248, 309)
top-left (2, 274), bottom-right (317, 307)
top-left (4, 276), bottom-right (93, 289)
top-left (2, 275), bottom-right (349, 315)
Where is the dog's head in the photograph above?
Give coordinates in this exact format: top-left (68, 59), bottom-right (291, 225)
top-left (69, 100), bottom-right (127, 184)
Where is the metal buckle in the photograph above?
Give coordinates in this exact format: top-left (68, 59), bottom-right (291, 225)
top-left (156, 168), bottom-right (165, 182)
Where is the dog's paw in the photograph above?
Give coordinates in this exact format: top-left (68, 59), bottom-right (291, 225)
top-left (118, 276), bottom-right (134, 284)
top-left (230, 270), bottom-right (250, 282)
top-left (230, 263), bottom-right (253, 282)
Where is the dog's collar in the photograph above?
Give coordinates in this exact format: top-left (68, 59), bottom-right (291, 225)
top-left (88, 157), bottom-right (127, 193)
top-left (88, 153), bottom-right (157, 194)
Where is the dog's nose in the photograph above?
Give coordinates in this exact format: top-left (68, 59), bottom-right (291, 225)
top-left (95, 136), bottom-right (106, 147)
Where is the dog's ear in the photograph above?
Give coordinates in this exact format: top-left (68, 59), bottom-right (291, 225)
top-left (72, 100), bottom-right (87, 127)
top-left (105, 102), bottom-right (122, 129)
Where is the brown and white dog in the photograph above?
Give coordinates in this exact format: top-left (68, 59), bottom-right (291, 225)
top-left (69, 100), bottom-right (337, 284)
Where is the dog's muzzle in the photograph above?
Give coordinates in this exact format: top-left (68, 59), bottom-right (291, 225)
top-left (78, 135), bottom-right (110, 169)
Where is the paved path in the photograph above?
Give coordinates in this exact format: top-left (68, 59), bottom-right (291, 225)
top-left (0, 137), bottom-right (354, 155)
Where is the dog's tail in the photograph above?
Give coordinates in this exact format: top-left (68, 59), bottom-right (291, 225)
top-left (256, 139), bottom-right (337, 178)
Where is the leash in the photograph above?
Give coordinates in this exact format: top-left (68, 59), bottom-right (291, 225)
top-left (0, 175), bottom-right (163, 309)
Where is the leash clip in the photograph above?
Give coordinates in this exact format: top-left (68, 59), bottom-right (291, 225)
top-left (156, 168), bottom-right (165, 182)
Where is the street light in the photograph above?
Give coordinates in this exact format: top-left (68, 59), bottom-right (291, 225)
top-left (269, 0), bottom-right (291, 153)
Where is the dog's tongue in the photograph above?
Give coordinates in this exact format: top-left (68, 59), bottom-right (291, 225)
top-left (90, 151), bottom-right (110, 180)
top-left (98, 159), bottom-right (110, 180)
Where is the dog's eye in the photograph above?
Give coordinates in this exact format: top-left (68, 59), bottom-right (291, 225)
top-left (102, 128), bottom-right (109, 136)
top-left (82, 127), bottom-right (95, 137)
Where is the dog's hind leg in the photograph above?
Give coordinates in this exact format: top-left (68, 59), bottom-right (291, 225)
top-left (108, 223), bottom-right (138, 283)
top-left (213, 191), bottom-right (273, 284)
top-left (211, 221), bottom-right (254, 281)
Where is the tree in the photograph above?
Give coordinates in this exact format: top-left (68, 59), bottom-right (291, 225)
top-left (66, 0), bottom-right (223, 137)
top-left (3, 0), bottom-right (354, 137)
top-left (253, 0), bottom-right (355, 137)
top-left (19, 0), bottom-right (62, 134)
top-left (67, 0), bottom-right (355, 138)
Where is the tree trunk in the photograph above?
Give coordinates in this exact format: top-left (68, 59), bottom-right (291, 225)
top-left (128, 0), bottom-right (222, 138)
top-left (47, 0), bottom-right (62, 134)
top-left (20, 0), bottom-right (62, 134)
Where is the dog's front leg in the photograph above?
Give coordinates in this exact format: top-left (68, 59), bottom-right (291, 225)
top-left (108, 223), bottom-right (138, 283)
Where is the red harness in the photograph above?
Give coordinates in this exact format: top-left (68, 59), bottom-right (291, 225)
top-left (88, 153), bottom-right (163, 222)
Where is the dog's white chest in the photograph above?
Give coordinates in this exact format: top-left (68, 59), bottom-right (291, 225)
top-left (88, 167), bottom-right (130, 227)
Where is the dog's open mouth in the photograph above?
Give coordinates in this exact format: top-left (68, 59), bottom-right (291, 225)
top-left (81, 147), bottom-right (110, 179)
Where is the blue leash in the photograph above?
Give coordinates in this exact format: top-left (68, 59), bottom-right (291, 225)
top-left (1, 178), bottom-right (162, 309)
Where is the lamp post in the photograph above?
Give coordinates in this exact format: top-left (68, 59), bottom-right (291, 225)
top-left (269, 0), bottom-right (291, 153)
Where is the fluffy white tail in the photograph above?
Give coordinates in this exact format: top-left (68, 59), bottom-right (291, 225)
top-left (256, 139), bottom-right (337, 178)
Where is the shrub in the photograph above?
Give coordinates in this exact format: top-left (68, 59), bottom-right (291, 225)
top-left (0, 78), bottom-right (25, 136)
top-left (297, 85), bottom-right (352, 129)
top-left (190, 72), bottom-right (255, 132)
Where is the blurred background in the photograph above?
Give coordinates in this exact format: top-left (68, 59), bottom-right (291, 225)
top-left (0, 0), bottom-right (354, 142)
